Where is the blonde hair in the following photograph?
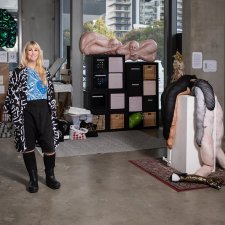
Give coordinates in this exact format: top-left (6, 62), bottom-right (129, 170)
top-left (21, 41), bottom-right (47, 85)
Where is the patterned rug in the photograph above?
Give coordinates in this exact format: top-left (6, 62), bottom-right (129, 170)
top-left (129, 157), bottom-right (225, 192)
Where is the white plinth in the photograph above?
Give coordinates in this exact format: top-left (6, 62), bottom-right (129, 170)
top-left (167, 95), bottom-right (202, 174)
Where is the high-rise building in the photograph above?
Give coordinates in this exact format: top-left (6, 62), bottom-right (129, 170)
top-left (104, 0), bottom-right (182, 37)
top-left (105, 0), bottom-right (132, 38)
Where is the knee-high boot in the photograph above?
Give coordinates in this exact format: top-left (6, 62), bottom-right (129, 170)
top-left (43, 154), bottom-right (61, 189)
top-left (23, 152), bottom-right (39, 193)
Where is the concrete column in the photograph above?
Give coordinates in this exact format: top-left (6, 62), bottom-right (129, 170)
top-left (183, 0), bottom-right (225, 113)
top-left (70, 0), bottom-right (83, 107)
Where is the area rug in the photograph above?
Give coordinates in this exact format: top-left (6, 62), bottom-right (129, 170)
top-left (36, 130), bottom-right (166, 157)
top-left (129, 157), bottom-right (225, 192)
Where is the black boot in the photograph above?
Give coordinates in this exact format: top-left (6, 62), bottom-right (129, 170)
top-left (44, 154), bottom-right (61, 189)
top-left (23, 152), bottom-right (39, 193)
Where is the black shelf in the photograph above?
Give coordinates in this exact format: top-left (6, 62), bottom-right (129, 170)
top-left (84, 55), bottom-right (159, 131)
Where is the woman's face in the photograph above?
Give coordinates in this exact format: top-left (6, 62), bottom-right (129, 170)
top-left (26, 46), bottom-right (39, 63)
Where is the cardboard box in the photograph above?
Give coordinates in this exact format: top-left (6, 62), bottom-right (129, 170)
top-left (143, 64), bottom-right (156, 80)
top-left (110, 113), bottom-right (124, 129)
top-left (143, 112), bottom-right (157, 127)
top-left (0, 63), bottom-right (9, 105)
top-left (92, 114), bottom-right (106, 131)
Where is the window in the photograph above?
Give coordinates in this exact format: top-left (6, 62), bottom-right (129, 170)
top-left (82, 0), bottom-right (166, 109)
top-left (60, 0), bottom-right (70, 58)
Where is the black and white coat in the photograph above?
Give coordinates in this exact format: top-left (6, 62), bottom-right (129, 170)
top-left (4, 66), bottom-right (59, 152)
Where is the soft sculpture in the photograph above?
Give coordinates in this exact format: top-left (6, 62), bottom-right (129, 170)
top-left (0, 9), bottom-right (17, 48)
top-left (193, 79), bottom-right (215, 147)
top-left (79, 32), bottom-right (122, 55)
top-left (79, 31), bottom-right (157, 62)
top-left (116, 39), bottom-right (157, 62)
top-left (129, 112), bottom-right (143, 129)
top-left (163, 75), bottom-right (225, 179)
top-left (171, 51), bottom-right (184, 82)
top-left (171, 172), bottom-right (223, 190)
top-left (193, 87), bottom-right (225, 177)
top-left (193, 86), bottom-right (206, 147)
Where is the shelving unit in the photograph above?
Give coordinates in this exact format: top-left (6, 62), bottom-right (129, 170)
top-left (84, 55), bottom-right (159, 131)
top-left (125, 61), bottom-right (159, 129)
top-left (84, 54), bottom-right (126, 131)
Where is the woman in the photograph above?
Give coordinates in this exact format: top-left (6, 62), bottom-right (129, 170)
top-left (4, 41), bottom-right (60, 193)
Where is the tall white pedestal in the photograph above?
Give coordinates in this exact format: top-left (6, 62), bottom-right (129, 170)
top-left (166, 95), bottom-right (202, 174)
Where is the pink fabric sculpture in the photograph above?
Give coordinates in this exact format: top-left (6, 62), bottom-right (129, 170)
top-left (79, 32), bottom-right (122, 55)
top-left (192, 80), bottom-right (225, 177)
top-left (116, 39), bottom-right (157, 62)
top-left (161, 76), bottom-right (225, 178)
top-left (79, 31), bottom-right (157, 62)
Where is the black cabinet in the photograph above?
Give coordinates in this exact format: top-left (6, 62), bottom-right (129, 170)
top-left (125, 61), bottom-right (159, 129)
top-left (84, 55), bottom-right (126, 131)
top-left (84, 55), bottom-right (159, 131)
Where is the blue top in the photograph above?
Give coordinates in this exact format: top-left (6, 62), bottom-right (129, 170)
top-left (26, 67), bottom-right (47, 101)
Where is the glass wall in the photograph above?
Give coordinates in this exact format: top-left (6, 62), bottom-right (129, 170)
top-left (60, 0), bottom-right (70, 58)
top-left (59, 0), bottom-right (183, 108)
top-left (82, 0), bottom-right (165, 108)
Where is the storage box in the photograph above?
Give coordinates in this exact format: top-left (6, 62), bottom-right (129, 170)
top-left (110, 93), bottom-right (125, 109)
top-left (108, 73), bottom-right (123, 89)
top-left (143, 80), bottom-right (156, 96)
top-left (93, 74), bottom-right (108, 89)
top-left (143, 112), bottom-right (157, 127)
top-left (127, 80), bottom-right (142, 96)
top-left (129, 96), bottom-right (142, 112)
top-left (92, 114), bottom-right (106, 131)
top-left (142, 96), bottom-right (157, 111)
top-left (90, 94), bottom-right (107, 112)
top-left (143, 64), bottom-right (156, 80)
top-left (110, 113), bottom-right (124, 129)
top-left (126, 63), bottom-right (142, 81)
top-left (0, 63), bottom-right (9, 106)
top-left (108, 57), bottom-right (123, 72)
top-left (93, 56), bottom-right (108, 73)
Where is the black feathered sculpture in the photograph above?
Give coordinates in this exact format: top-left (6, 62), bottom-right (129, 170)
top-left (161, 75), bottom-right (197, 140)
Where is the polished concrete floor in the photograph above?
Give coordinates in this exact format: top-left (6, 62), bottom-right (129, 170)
top-left (0, 128), bottom-right (225, 225)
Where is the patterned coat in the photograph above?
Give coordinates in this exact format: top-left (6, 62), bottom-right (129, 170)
top-left (4, 66), bottom-right (59, 152)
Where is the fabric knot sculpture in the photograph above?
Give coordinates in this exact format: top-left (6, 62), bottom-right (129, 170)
top-left (0, 8), bottom-right (17, 48)
top-left (161, 75), bottom-right (225, 179)
top-left (79, 31), bottom-right (157, 62)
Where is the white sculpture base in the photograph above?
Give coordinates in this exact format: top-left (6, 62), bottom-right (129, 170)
top-left (166, 95), bottom-right (202, 174)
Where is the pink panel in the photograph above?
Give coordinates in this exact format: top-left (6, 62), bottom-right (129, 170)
top-left (110, 93), bottom-right (125, 109)
top-left (143, 80), bottom-right (156, 96)
top-left (108, 73), bottom-right (123, 89)
top-left (108, 57), bottom-right (123, 72)
top-left (129, 96), bottom-right (142, 112)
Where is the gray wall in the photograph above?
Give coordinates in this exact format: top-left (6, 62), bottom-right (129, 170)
top-left (183, 0), bottom-right (225, 110)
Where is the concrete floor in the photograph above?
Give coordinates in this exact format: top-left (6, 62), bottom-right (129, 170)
top-left (0, 128), bottom-right (225, 225)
